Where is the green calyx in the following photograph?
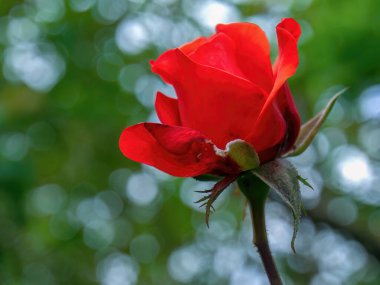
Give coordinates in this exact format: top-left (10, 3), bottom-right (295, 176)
top-left (226, 139), bottom-right (260, 171)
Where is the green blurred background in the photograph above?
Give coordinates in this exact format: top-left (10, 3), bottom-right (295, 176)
top-left (1, 0), bottom-right (379, 284)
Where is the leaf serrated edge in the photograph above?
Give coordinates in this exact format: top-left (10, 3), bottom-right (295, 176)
top-left (252, 160), bottom-right (302, 254)
top-left (297, 175), bottom-right (314, 190)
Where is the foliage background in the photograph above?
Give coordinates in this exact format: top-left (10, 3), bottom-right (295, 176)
top-left (1, 0), bottom-right (380, 284)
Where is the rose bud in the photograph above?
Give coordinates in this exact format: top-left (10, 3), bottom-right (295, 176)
top-left (119, 18), bottom-right (301, 177)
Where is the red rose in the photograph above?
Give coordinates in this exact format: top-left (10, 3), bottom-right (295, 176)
top-left (119, 18), bottom-right (301, 177)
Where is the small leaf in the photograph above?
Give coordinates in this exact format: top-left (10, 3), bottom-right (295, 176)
top-left (286, 88), bottom-right (347, 157)
top-left (252, 159), bottom-right (302, 253)
top-left (297, 175), bottom-right (314, 190)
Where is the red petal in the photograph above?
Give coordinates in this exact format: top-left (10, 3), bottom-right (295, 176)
top-left (273, 18), bottom-right (301, 78)
top-left (119, 123), bottom-right (228, 177)
top-left (216, 22), bottom-right (274, 93)
top-left (151, 48), bottom-right (268, 149)
top-left (155, 92), bottom-right (181, 126)
top-left (179, 36), bottom-right (207, 55)
top-left (275, 18), bottom-right (301, 42)
top-left (246, 102), bottom-right (286, 155)
top-left (256, 147), bottom-right (279, 164)
top-left (256, 84), bottom-right (301, 162)
top-left (253, 18), bottom-right (301, 142)
top-left (187, 33), bottom-right (246, 79)
top-left (275, 83), bottom-right (301, 154)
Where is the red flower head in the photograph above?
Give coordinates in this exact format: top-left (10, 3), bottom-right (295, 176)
top-left (120, 18), bottom-right (301, 178)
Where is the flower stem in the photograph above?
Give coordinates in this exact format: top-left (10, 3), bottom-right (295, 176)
top-left (238, 173), bottom-right (283, 285)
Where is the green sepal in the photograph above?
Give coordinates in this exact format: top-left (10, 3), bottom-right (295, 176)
top-left (193, 140), bottom-right (259, 182)
top-left (193, 174), bottom-right (221, 181)
top-left (286, 88), bottom-right (347, 157)
top-left (226, 139), bottom-right (260, 171)
top-left (195, 174), bottom-right (239, 226)
top-left (252, 159), bottom-right (303, 253)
